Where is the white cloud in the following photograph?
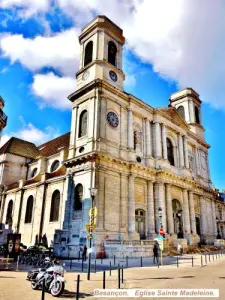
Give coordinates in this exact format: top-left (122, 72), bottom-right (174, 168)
top-left (0, 28), bottom-right (80, 76)
top-left (0, 0), bottom-right (50, 17)
top-left (0, 122), bottom-right (60, 147)
top-left (31, 72), bottom-right (74, 110)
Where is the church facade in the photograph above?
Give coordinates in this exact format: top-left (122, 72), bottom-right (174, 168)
top-left (0, 16), bottom-right (224, 256)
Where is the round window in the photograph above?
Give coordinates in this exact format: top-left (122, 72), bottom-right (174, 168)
top-left (31, 168), bottom-right (38, 178)
top-left (51, 160), bottom-right (60, 172)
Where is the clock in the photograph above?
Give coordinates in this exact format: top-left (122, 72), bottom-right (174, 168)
top-left (82, 71), bottom-right (89, 81)
top-left (107, 111), bottom-right (119, 128)
top-left (109, 70), bottom-right (118, 82)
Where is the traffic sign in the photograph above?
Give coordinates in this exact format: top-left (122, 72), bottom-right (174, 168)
top-left (159, 228), bottom-right (164, 236)
top-left (85, 224), bottom-right (96, 233)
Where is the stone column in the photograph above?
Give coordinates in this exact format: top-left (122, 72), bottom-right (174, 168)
top-left (147, 181), bottom-right (155, 239)
top-left (189, 191), bottom-right (196, 234)
top-left (184, 136), bottom-right (189, 168)
top-left (127, 109), bottom-right (133, 150)
top-left (154, 121), bottom-right (162, 158)
top-left (155, 182), bottom-right (167, 232)
top-left (162, 124), bottom-right (167, 160)
top-left (145, 119), bottom-right (152, 157)
top-left (68, 106), bottom-right (78, 158)
top-left (211, 200), bottom-right (217, 238)
top-left (178, 133), bottom-right (184, 167)
top-left (166, 184), bottom-right (173, 234)
top-left (128, 174), bottom-right (135, 239)
top-left (194, 146), bottom-right (200, 175)
top-left (183, 189), bottom-right (191, 234)
top-left (96, 171), bottom-right (105, 230)
top-left (199, 196), bottom-right (207, 238)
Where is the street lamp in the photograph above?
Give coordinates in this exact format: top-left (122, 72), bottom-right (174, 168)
top-left (87, 187), bottom-right (98, 280)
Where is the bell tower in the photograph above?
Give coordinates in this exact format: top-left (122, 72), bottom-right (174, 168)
top-left (76, 15), bottom-right (125, 90)
top-left (169, 88), bottom-right (204, 140)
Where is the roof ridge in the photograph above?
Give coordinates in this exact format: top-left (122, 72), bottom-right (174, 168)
top-left (38, 132), bottom-right (70, 148)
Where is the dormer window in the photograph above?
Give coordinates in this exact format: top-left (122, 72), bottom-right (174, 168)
top-left (31, 168), bottom-right (38, 178)
top-left (50, 160), bottom-right (60, 172)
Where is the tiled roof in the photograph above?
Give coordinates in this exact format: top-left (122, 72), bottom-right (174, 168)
top-left (0, 137), bottom-right (39, 159)
top-left (6, 182), bottom-right (20, 191)
top-left (38, 132), bottom-right (70, 157)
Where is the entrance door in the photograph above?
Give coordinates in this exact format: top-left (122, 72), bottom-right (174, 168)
top-left (135, 209), bottom-right (146, 240)
top-left (196, 216), bottom-right (201, 235)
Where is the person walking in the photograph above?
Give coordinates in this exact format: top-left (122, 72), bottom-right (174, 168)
top-left (82, 245), bottom-right (87, 261)
top-left (177, 242), bottom-right (183, 256)
top-left (153, 241), bottom-right (159, 264)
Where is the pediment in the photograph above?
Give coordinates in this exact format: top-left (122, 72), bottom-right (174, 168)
top-left (158, 107), bottom-right (189, 129)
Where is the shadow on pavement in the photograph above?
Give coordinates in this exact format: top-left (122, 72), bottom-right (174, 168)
top-left (0, 276), bottom-right (16, 278)
top-left (60, 289), bottom-right (92, 298)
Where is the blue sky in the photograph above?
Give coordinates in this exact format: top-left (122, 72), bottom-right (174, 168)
top-left (0, 1), bottom-right (225, 190)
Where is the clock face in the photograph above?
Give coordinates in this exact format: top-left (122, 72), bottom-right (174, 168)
top-left (107, 111), bottom-right (119, 128)
top-left (109, 70), bottom-right (118, 82)
top-left (82, 71), bottom-right (89, 81)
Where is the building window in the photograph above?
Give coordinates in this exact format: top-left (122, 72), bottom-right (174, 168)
top-left (84, 41), bottom-right (93, 67)
top-left (108, 41), bottom-right (117, 66)
top-left (25, 196), bottom-right (34, 223)
top-left (31, 168), bottom-right (38, 178)
top-left (74, 184), bottom-right (83, 211)
top-left (177, 106), bottom-right (185, 119)
top-left (78, 110), bottom-right (88, 138)
top-left (50, 190), bottom-right (60, 222)
top-left (195, 106), bottom-right (200, 124)
top-left (167, 138), bottom-right (174, 166)
top-left (6, 200), bottom-right (13, 225)
top-left (50, 160), bottom-right (60, 172)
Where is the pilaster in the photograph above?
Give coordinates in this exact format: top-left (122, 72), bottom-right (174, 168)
top-left (147, 181), bottom-right (155, 239)
top-left (162, 124), bottom-right (167, 160)
top-left (189, 191), bottom-right (196, 234)
top-left (127, 109), bottom-right (133, 150)
top-left (128, 173), bottom-right (135, 239)
top-left (166, 184), bottom-right (173, 234)
top-left (183, 189), bottom-right (191, 234)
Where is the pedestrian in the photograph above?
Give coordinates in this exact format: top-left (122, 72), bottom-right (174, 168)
top-left (42, 233), bottom-right (48, 248)
top-left (82, 245), bottom-right (87, 261)
top-left (177, 242), bottom-right (183, 256)
top-left (153, 241), bottom-right (159, 264)
top-left (34, 234), bottom-right (38, 246)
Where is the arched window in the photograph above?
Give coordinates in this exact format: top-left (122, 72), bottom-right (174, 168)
top-left (6, 200), bottom-right (13, 225)
top-left (195, 106), bottom-right (200, 124)
top-left (50, 190), bottom-right (60, 222)
top-left (50, 160), bottom-right (60, 173)
top-left (167, 138), bottom-right (174, 166)
top-left (74, 184), bottom-right (83, 211)
top-left (31, 168), bottom-right (38, 178)
top-left (177, 106), bottom-right (185, 119)
top-left (78, 110), bottom-right (88, 138)
top-left (108, 41), bottom-right (117, 66)
top-left (84, 41), bottom-right (93, 67)
top-left (25, 196), bottom-right (34, 223)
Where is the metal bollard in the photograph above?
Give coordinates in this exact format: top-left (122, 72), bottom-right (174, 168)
top-left (109, 261), bottom-right (111, 276)
top-left (118, 268), bottom-right (121, 289)
top-left (126, 256), bottom-right (128, 267)
top-left (177, 256), bottom-right (179, 268)
top-left (41, 278), bottom-right (45, 300)
top-left (101, 257), bottom-right (103, 264)
top-left (141, 256), bottom-right (143, 267)
top-left (114, 255), bottom-right (116, 265)
top-left (201, 256), bottom-right (203, 267)
top-left (70, 259), bottom-right (72, 270)
top-left (16, 255), bottom-right (19, 271)
top-left (205, 254), bottom-right (207, 265)
top-left (103, 271), bottom-right (106, 289)
top-left (216, 253), bottom-right (217, 259)
top-left (192, 256), bottom-right (194, 267)
top-left (95, 260), bottom-right (97, 273)
top-left (76, 274), bottom-right (80, 300)
top-left (209, 253), bottom-right (211, 262)
top-left (121, 266), bottom-right (124, 283)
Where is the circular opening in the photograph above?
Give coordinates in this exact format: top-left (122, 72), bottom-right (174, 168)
top-left (51, 160), bottom-right (60, 172)
top-left (79, 147), bottom-right (84, 153)
top-left (136, 156), bottom-right (142, 163)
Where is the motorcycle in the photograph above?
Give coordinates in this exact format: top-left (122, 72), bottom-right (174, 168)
top-left (30, 262), bottom-right (66, 297)
top-left (27, 257), bottom-right (52, 281)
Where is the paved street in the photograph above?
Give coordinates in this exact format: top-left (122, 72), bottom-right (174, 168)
top-left (0, 254), bottom-right (224, 300)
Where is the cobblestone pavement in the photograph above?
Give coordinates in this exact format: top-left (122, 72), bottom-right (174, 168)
top-left (0, 254), bottom-right (224, 300)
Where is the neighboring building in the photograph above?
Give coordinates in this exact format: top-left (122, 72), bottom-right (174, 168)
top-left (0, 16), bottom-right (224, 256)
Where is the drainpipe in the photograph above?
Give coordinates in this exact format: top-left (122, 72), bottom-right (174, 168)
top-left (39, 182), bottom-right (47, 243)
top-left (16, 186), bottom-right (24, 234)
